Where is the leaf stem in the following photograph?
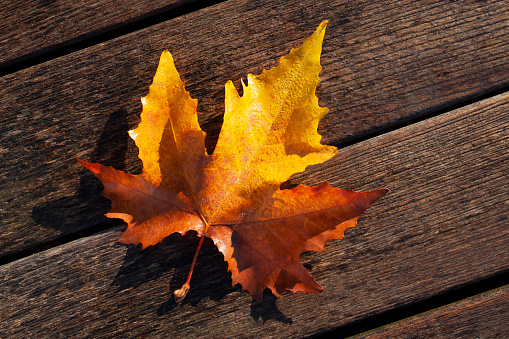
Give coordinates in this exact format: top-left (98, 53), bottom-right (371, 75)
top-left (173, 236), bottom-right (205, 302)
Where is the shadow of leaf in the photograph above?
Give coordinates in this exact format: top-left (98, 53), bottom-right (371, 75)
top-left (110, 231), bottom-right (239, 315)
top-left (112, 230), bottom-right (292, 323)
top-left (250, 292), bottom-right (293, 324)
top-left (111, 231), bottom-right (292, 323)
top-left (32, 108), bottom-right (131, 233)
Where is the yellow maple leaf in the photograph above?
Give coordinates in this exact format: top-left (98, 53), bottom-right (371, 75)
top-left (78, 22), bottom-right (388, 302)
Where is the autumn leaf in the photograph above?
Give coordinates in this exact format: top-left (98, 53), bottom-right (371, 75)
top-left (78, 21), bottom-right (388, 303)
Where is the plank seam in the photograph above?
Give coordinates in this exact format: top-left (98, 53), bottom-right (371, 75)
top-left (312, 269), bottom-right (509, 339)
top-left (333, 83), bottom-right (509, 149)
top-left (0, 219), bottom-right (125, 267)
top-left (0, 0), bottom-right (227, 77)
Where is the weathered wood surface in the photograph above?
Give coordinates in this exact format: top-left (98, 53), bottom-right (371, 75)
top-left (0, 0), bottom-right (196, 68)
top-left (1, 0), bottom-right (509, 258)
top-left (1, 91), bottom-right (507, 338)
top-left (356, 285), bottom-right (509, 338)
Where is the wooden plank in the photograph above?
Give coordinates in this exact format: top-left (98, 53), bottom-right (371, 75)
top-left (1, 0), bottom-right (509, 256)
top-left (0, 0), bottom-right (197, 67)
top-left (1, 90), bottom-right (507, 338)
top-left (356, 285), bottom-right (509, 338)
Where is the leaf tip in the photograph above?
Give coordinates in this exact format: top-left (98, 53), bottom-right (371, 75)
top-left (317, 20), bottom-right (328, 32)
top-left (128, 129), bottom-right (138, 141)
top-left (376, 187), bottom-right (390, 198)
top-left (361, 188), bottom-right (390, 210)
top-left (313, 21), bottom-right (328, 42)
top-left (76, 157), bottom-right (100, 174)
top-left (160, 49), bottom-right (172, 60)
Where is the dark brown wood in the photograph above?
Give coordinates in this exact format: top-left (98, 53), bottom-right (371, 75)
top-left (1, 0), bottom-right (509, 257)
top-left (1, 91), bottom-right (507, 337)
top-left (356, 286), bottom-right (509, 338)
top-left (0, 0), bottom-right (196, 67)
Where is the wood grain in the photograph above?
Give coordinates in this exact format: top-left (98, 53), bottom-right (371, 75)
top-left (0, 0), bottom-right (196, 67)
top-left (356, 286), bottom-right (509, 338)
top-left (1, 90), bottom-right (507, 338)
top-left (1, 0), bottom-right (508, 257)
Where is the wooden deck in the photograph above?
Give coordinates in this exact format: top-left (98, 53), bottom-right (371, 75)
top-left (1, 0), bottom-right (508, 337)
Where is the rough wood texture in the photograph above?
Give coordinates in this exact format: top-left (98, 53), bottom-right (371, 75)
top-left (1, 91), bottom-right (507, 338)
top-left (0, 0), bottom-right (196, 67)
top-left (1, 0), bottom-right (509, 257)
top-left (356, 286), bottom-right (509, 338)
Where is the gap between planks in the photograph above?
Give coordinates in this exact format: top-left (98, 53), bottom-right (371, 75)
top-left (353, 284), bottom-right (509, 338)
top-left (0, 0), bottom-right (226, 76)
top-left (2, 0), bottom-right (509, 258)
top-left (1, 89), bottom-right (507, 338)
top-left (1, 81), bottom-right (507, 268)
